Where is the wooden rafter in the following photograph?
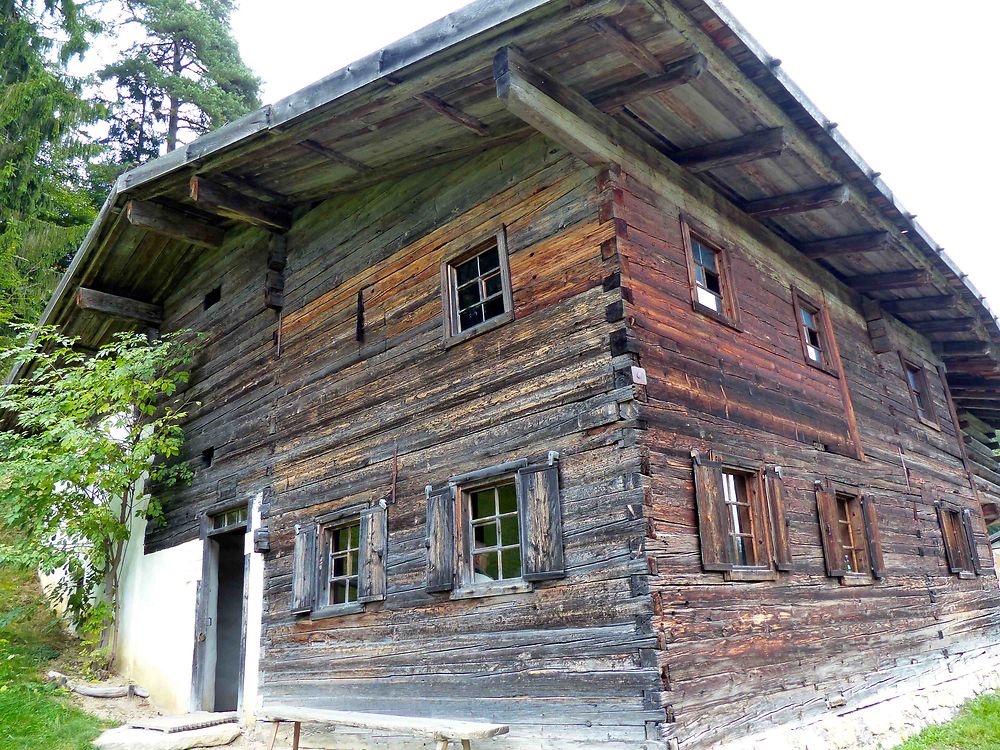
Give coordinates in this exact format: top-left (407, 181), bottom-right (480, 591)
top-left (298, 139), bottom-right (371, 174)
top-left (742, 184), bottom-right (849, 217)
top-left (125, 200), bottom-right (225, 249)
top-left (75, 287), bottom-right (163, 327)
top-left (846, 270), bottom-right (931, 292)
top-left (589, 54), bottom-right (707, 111)
top-left (937, 341), bottom-right (993, 358)
top-left (882, 295), bottom-right (954, 314)
top-left (189, 176), bottom-right (291, 232)
top-left (591, 17), bottom-right (666, 75)
top-left (911, 318), bottom-right (978, 335)
top-left (799, 231), bottom-right (890, 260)
top-left (413, 92), bottom-right (490, 136)
top-left (671, 128), bottom-right (787, 173)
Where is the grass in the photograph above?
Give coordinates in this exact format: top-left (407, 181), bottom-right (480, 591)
top-left (894, 692), bottom-right (1000, 749)
top-left (0, 561), bottom-right (108, 750)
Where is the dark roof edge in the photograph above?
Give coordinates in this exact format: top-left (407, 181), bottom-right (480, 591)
top-left (703, 0), bottom-right (997, 330)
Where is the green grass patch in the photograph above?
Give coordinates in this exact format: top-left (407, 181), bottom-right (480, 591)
top-left (894, 692), bottom-right (1000, 749)
top-left (0, 562), bottom-right (108, 750)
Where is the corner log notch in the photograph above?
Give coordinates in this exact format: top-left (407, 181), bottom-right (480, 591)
top-left (189, 176), bottom-right (291, 232)
top-left (125, 199), bottom-right (225, 249)
top-left (75, 287), bottom-right (163, 327)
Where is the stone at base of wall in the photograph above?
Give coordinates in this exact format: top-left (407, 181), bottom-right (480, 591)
top-left (712, 644), bottom-right (1000, 750)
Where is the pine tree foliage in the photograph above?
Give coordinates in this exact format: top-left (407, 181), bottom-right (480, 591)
top-left (99, 0), bottom-right (261, 163)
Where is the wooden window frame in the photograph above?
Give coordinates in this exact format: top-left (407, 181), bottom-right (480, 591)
top-left (440, 228), bottom-right (513, 347)
top-left (815, 481), bottom-right (884, 585)
top-left (935, 500), bottom-right (980, 579)
top-left (899, 353), bottom-right (939, 430)
top-left (679, 215), bottom-right (742, 331)
top-left (312, 504), bottom-right (367, 619)
top-left (791, 287), bottom-right (837, 377)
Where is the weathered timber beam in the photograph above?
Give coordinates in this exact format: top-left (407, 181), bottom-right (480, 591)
top-left (937, 341), bottom-right (993, 358)
top-left (671, 128), bottom-right (787, 173)
top-left (413, 92), bottom-right (489, 136)
top-left (845, 270), bottom-right (932, 292)
top-left (741, 184), bottom-right (849, 217)
top-left (881, 295), bottom-right (955, 314)
top-left (589, 54), bottom-right (707, 110)
top-left (189, 176), bottom-right (291, 232)
top-left (125, 200), bottom-right (225, 249)
top-left (75, 287), bottom-right (163, 326)
top-left (298, 139), bottom-right (371, 173)
top-left (911, 318), bottom-right (978, 334)
top-left (799, 231), bottom-right (890, 259)
top-left (590, 17), bottom-right (666, 75)
top-left (952, 390), bottom-right (1000, 401)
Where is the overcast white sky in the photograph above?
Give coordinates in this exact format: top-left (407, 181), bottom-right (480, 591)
top-left (230, 1), bottom-right (999, 315)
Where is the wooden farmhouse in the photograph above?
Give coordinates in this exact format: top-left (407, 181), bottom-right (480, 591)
top-left (18, 0), bottom-right (1000, 747)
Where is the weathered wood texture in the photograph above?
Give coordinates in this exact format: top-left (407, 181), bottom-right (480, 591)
top-left (153, 137), bottom-right (662, 748)
top-left (603, 166), bottom-right (1000, 747)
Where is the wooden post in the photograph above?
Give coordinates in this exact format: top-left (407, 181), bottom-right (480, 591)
top-left (267, 721), bottom-right (280, 750)
top-left (292, 721), bottom-right (301, 750)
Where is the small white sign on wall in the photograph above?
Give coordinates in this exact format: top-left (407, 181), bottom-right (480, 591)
top-left (631, 365), bottom-right (648, 385)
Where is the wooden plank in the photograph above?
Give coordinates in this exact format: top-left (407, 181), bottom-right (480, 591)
top-left (125, 199), bottom-right (225, 249)
top-left (741, 184), bottom-right (849, 217)
top-left (260, 705), bottom-right (510, 740)
top-left (75, 287), bottom-right (164, 326)
top-left (589, 54), bottom-right (707, 111)
top-left (590, 17), bottom-right (666, 75)
top-left (799, 231), bottom-right (890, 260)
top-left (671, 128), bottom-right (787, 173)
top-left (189, 176), bottom-right (291, 232)
top-left (414, 92), bottom-right (490, 136)
top-left (845, 270), bottom-right (932, 292)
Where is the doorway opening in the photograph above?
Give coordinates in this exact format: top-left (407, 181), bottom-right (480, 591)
top-left (212, 528), bottom-right (245, 712)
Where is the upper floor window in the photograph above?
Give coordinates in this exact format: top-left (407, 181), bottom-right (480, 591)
top-left (901, 356), bottom-right (937, 428)
top-left (680, 216), bottom-right (741, 329)
top-left (692, 453), bottom-right (792, 581)
top-left (792, 289), bottom-right (836, 374)
top-left (936, 501), bottom-right (981, 579)
top-left (815, 484), bottom-right (884, 584)
top-left (442, 229), bottom-right (513, 343)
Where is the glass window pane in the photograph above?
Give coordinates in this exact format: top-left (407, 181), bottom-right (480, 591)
top-left (332, 555), bottom-right (347, 578)
top-left (455, 257), bottom-right (479, 285)
top-left (483, 551), bottom-right (500, 580)
top-left (459, 306), bottom-right (484, 331)
top-left (479, 246), bottom-right (500, 273)
top-left (347, 580), bottom-right (358, 603)
top-left (500, 515), bottom-right (520, 546)
top-left (484, 273), bottom-right (503, 297)
top-left (497, 483), bottom-right (517, 514)
top-left (349, 550), bottom-right (359, 575)
top-left (501, 547), bottom-right (522, 580)
top-left (332, 580), bottom-right (347, 605)
top-left (696, 287), bottom-right (722, 312)
top-left (704, 271), bottom-right (722, 296)
top-left (458, 282), bottom-right (482, 310)
top-left (471, 489), bottom-right (495, 519)
top-left (474, 521), bottom-right (498, 549)
top-left (483, 296), bottom-right (506, 321)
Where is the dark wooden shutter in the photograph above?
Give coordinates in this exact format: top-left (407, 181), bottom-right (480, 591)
top-left (358, 504), bottom-right (388, 602)
top-left (860, 495), bottom-right (885, 580)
top-left (290, 522), bottom-right (317, 614)
top-left (516, 461), bottom-right (566, 581)
top-left (692, 455), bottom-right (731, 571)
top-left (935, 503), bottom-right (962, 574)
top-left (962, 508), bottom-right (982, 576)
top-left (764, 467), bottom-right (793, 571)
top-left (426, 485), bottom-right (456, 592)
top-left (816, 488), bottom-right (846, 577)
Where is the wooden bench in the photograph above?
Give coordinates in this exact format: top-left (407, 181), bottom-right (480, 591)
top-left (260, 704), bottom-right (510, 750)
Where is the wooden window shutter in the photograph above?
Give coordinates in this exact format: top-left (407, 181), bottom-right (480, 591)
top-left (358, 504), bottom-right (388, 602)
top-left (764, 467), bottom-right (793, 571)
top-left (692, 454), bottom-right (731, 571)
top-left (962, 508), bottom-right (982, 576)
top-left (935, 503), bottom-right (962, 574)
top-left (425, 485), bottom-right (456, 592)
top-left (290, 522), bottom-right (317, 614)
top-left (516, 460), bottom-right (566, 581)
top-left (815, 488), bottom-right (846, 577)
top-left (860, 496), bottom-right (885, 580)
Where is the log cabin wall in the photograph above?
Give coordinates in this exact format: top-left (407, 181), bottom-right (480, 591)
top-left (151, 135), bottom-right (665, 748)
top-left (604, 167), bottom-right (1000, 748)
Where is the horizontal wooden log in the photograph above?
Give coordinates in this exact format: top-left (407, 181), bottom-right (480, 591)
top-left (189, 176), bottom-right (291, 232)
top-left (125, 199), bottom-right (225, 249)
top-left (799, 231), bottom-right (890, 260)
top-left (911, 318), bottom-right (978, 334)
top-left (590, 54), bottom-right (707, 111)
top-left (75, 287), bottom-right (163, 326)
top-left (414, 92), bottom-right (489, 136)
top-left (881, 295), bottom-right (955, 314)
top-left (298, 139), bottom-right (371, 173)
top-left (845, 270), bottom-right (932, 292)
top-left (741, 184), bottom-right (850, 217)
top-left (671, 128), bottom-right (787, 173)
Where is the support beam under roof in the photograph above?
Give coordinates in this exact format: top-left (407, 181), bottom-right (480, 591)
top-left (125, 200), bottom-right (225, 249)
top-left (799, 231), bottom-right (890, 259)
top-left (911, 318), bottom-right (978, 334)
top-left (413, 92), bottom-right (490, 136)
top-left (937, 341), bottom-right (993, 358)
top-left (671, 128), bottom-right (787, 173)
top-left (741, 184), bottom-right (849, 217)
top-left (189, 176), bottom-right (291, 232)
top-left (846, 270), bottom-right (931, 292)
top-left (590, 54), bottom-right (706, 111)
top-left (591, 17), bottom-right (665, 75)
top-left (75, 287), bottom-right (164, 327)
top-left (881, 295), bottom-right (955, 314)
top-left (298, 139), bottom-right (371, 174)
